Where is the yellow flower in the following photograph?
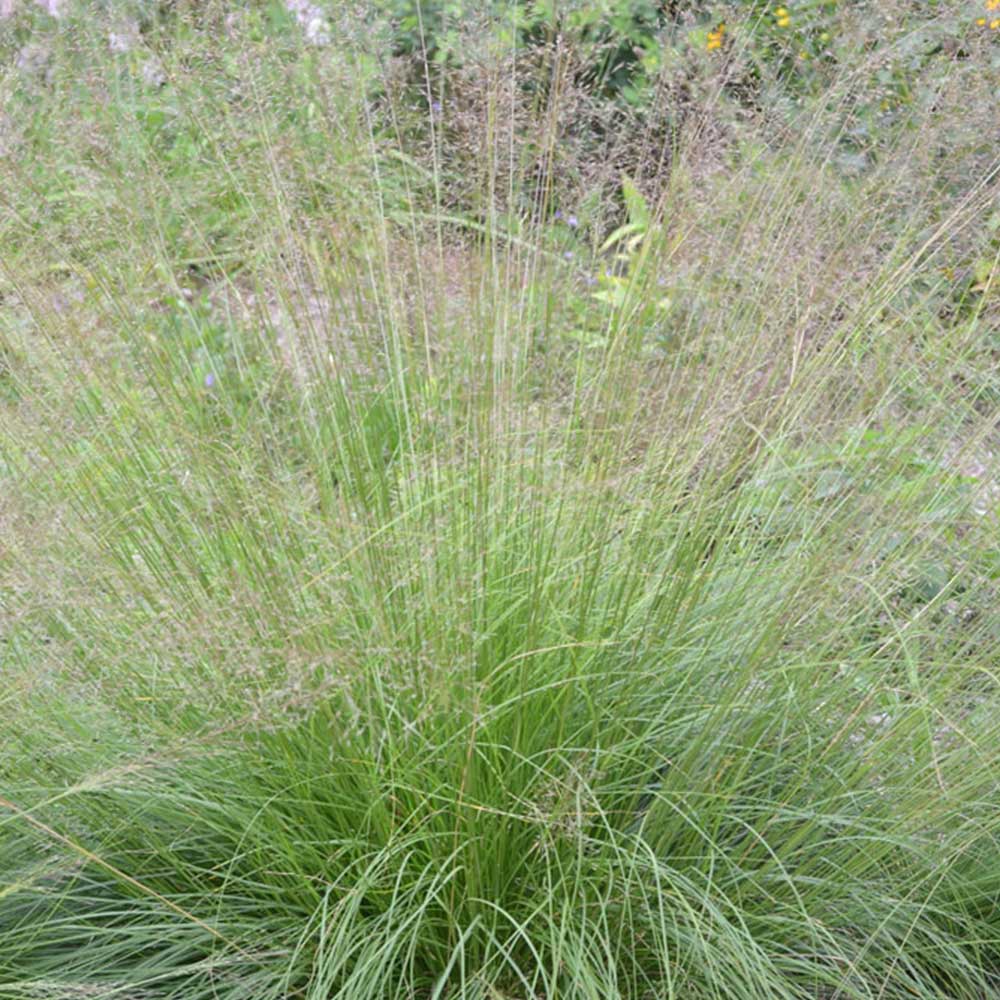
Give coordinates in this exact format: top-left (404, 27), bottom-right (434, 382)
top-left (777, 15), bottom-right (791, 27)
top-left (706, 23), bottom-right (726, 50)
top-left (992, 18), bottom-right (1000, 28)
top-left (988, 0), bottom-right (1000, 11)
top-left (978, 16), bottom-right (987, 24)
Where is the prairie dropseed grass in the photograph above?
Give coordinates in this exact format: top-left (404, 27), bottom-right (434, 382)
top-left (1, 2), bottom-right (999, 998)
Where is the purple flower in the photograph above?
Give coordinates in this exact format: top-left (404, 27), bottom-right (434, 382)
top-left (431, 100), bottom-right (442, 115)
top-left (563, 250), bottom-right (574, 261)
top-left (204, 373), bottom-right (215, 388)
top-left (567, 214), bottom-right (579, 228)
top-left (585, 274), bottom-right (598, 286)
top-left (553, 209), bottom-right (563, 221)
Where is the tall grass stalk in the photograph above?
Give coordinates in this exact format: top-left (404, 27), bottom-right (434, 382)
top-left (2, 3), bottom-right (1000, 997)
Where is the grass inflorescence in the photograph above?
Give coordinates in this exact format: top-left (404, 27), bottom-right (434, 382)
top-left (2, 1), bottom-right (1000, 998)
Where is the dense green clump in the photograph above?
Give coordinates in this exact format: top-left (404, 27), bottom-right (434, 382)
top-left (1, 1), bottom-right (999, 997)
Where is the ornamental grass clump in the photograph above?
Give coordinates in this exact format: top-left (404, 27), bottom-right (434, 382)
top-left (1, 2), bottom-right (999, 998)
